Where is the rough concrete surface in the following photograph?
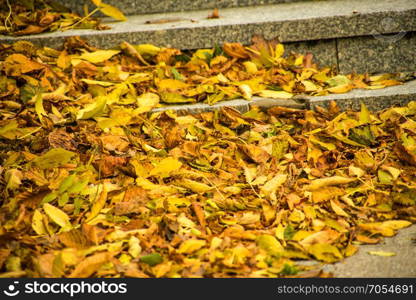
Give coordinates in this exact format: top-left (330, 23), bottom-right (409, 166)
top-left (338, 32), bottom-right (416, 74)
top-left (307, 80), bottom-right (416, 111)
top-left (150, 80), bottom-right (416, 115)
top-left (62, 0), bottom-right (318, 16)
top-left (1, 0), bottom-right (415, 50)
top-left (325, 225), bottom-right (416, 277)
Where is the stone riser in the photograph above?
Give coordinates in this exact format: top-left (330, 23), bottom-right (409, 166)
top-left (2, 0), bottom-right (415, 74)
top-left (62, 0), bottom-right (319, 16)
top-left (150, 80), bottom-right (416, 115)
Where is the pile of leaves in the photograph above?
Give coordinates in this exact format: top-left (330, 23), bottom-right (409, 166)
top-left (0, 37), bottom-right (415, 278)
top-left (0, 0), bottom-right (126, 36)
top-left (0, 36), bottom-right (405, 118)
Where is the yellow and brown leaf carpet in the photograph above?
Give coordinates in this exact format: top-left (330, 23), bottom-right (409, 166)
top-left (0, 37), bottom-right (415, 278)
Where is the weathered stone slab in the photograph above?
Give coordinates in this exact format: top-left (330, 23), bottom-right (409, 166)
top-left (1, 0), bottom-right (414, 50)
top-left (338, 32), bottom-right (416, 74)
top-left (149, 80), bottom-right (416, 115)
top-left (62, 0), bottom-right (317, 16)
top-left (285, 39), bottom-right (338, 70)
top-left (151, 99), bottom-right (250, 115)
top-left (325, 225), bottom-right (416, 277)
top-left (307, 80), bottom-right (416, 111)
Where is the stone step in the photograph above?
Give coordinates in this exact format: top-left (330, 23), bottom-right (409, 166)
top-left (150, 80), bottom-right (416, 115)
top-left (1, 0), bottom-right (415, 74)
top-left (63, 0), bottom-right (319, 16)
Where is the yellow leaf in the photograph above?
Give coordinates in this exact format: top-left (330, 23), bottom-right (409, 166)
top-left (274, 44), bottom-right (285, 59)
top-left (78, 50), bottom-right (120, 64)
top-left (258, 90), bottom-right (293, 99)
top-left (80, 79), bottom-right (115, 86)
top-left (32, 209), bottom-right (47, 235)
top-left (327, 84), bottom-right (354, 94)
top-left (359, 102), bottom-right (371, 124)
top-left (368, 251), bottom-right (396, 257)
top-left (326, 75), bottom-right (351, 87)
top-left (43, 203), bottom-right (71, 230)
top-left (86, 185), bottom-right (108, 223)
top-left (261, 174), bottom-right (287, 203)
top-left (359, 220), bottom-right (412, 237)
top-left (239, 84), bottom-right (252, 100)
top-left (5, 169), bottom-right (23, 191)
top-left (149, 157), bottom-right (182, 178)
top-left (178, 239), bottom-right (206, 254)
top-left (256, 234), bottom-right (284, 256)
top-left (307, 243), bottom-right (343, 263)
top-left (348, 165), bottom-right (365, 178)
top-left (178, 179), bottom-right (213, 193)
top-left (243, 61), bottom-right (258, 74)
top-left (76, 96), bottom-right (107, 120)
top-left (299, 229), bottom-right (340, 247)
top-left (34, 93), bottom-right (47, 122)
top-left (91, 0), bottom-right (102, 6)
top-left (307, 176), bottom-right (356, 190)
top-left (128, 236), bottom-right (142, 258)
top-left (312, 186), bottom-right (344, 203)
top-left (98, 3), bottom-right (127, 21)
top-left (330, 200), bottom-right (349, 217)
top-left (382, 220), bottom-right (412, 230)
top-left (302, 80), bottom-right (318, 92)
top-left (160, 92), bottom-right (195, 104)
top-left (157, 79), bottom-right (189, 91)
top-left (135, 92), bottom-right (160, 114)
top-left (69, 252), bottom-right (111, 278)
top-left (344, 244), bottom-right (358, 257)
top-left (135, 44), bottom-right (161, 56)
top-left (382, 166), bottom-right (401, 180)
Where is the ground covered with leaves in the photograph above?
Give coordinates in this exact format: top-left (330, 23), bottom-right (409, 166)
top-left (0, 0), bottom-right (126, 36)
top-left (0, 37), bottom-right (416, 278)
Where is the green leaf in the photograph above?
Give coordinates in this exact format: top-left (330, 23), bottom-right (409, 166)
top-left (33, 148), bottom-right (76, 169)
top-left (284, 224), bottom-right (296, 240)
top-left (140, 253), bottom-right (163, 266)
top-left (42, 192), bottom-right (59, 204)
top-left (58, 174), bottom-right (76, 194)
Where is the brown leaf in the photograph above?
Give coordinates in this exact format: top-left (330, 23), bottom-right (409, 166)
top-left (14, 25), bottom-right (46, 36)
top-left (240, 144), bottom-right (270, 164)
top-left (48, 129), bottom-right (77, 151)
top-left (207, 8), bottom-right (220, 19)
top-left (68, 252), bottom-right (111, 278)
top-left (223, 43), bottom-right (249, 59)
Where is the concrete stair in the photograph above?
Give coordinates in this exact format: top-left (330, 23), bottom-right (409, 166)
top-left (2, 0), bottom-right (415, 74)
top-left (0, 0), bottom-right (415, 112)
top-left (64, 0), bottom-right (321, 16)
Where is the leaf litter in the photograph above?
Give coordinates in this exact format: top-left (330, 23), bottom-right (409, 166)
top-left (0, 0), bottom-right (126, 36)
top-left (0, 35), bottom-right (415, 278)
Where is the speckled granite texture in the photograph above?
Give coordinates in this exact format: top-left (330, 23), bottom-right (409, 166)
top-left (0, 0), bottom-right (413, 74)
top-left (1, 0), bottom-right (415, 48)
top-left (285, 39), bottom-right (338, 69)
top-left (307, 79), bottom-right (416, 111)
top-left (62, 0), bottom-right (318, 16)
top-left (338, 32), bottom-right (416, 74)
top-left (149, 80), bottom-right (416, 115)
top-left (324, 225), bottom-right (416, 277)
